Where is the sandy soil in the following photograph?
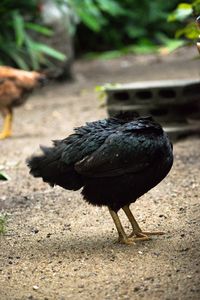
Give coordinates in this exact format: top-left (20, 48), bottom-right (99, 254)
top-left (0, 47), bottom-right (200, 300)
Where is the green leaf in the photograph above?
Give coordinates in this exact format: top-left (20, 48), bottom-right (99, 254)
top-left (12, 11), bottom-right (25, 47)
top-left (70, 0), bottom-right (106, 31)
top-left (168, 3), bottom-right (193, 22)
top-left (95, 83), bottom-right (121, 102)
top-left (85, 49), bottom-right (122, 60)
top-left (178, 3), bottom-right (193, 10)
top-left (157, 33), bottom-right (186, 53)
top-left (8, 51), bottom-right (29, 70)
top-left (25, 22), bottom-right (53, 36)
top-left (96, 0), bottom-right (125, 16)
top-left (77, 10), bottom-right (104, 32)
top-left (0, 42), bottom-right (29, 69)
top-left (175, 23), bottom-right (199, 39)
top-left (193, 0), bottom-right (200, 14)
top-left (164, 39), bottom-right (186, 53)
top-left (0, 172), bottom-right (10, 181)
top-left (24, 34), bottom-right (40, 70)
top-left (125, 39), bottom-right (158, 54)
top-left (30, 42), bottom-right (66, 61)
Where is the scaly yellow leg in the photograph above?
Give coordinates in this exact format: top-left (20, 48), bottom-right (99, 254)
top-left (122, 205), bottom-right (164, 239)
top-left (0, 110), bottom-right (13, 140)
top-left (109, 208), bottom-right (149, 245)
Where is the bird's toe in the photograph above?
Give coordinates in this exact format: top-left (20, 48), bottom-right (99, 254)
top-left (118, 236), bottom-right (136, 245)
top-left (129, 231), bottom-right (164, 239)
top-left (0, 131), bottom-right (12, 140)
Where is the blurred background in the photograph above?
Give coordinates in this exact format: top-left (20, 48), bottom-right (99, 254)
top-left (0, 0), bottom-right (199, 79)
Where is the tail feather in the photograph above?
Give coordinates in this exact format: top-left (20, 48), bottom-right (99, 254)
top-left (27, 145), bottom-right (83, 190)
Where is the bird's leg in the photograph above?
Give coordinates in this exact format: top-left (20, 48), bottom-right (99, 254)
top-left (109, 208), bottom-right (149, 244)
top-left (109, 208), bottom-right (135, 245)
top-left (0, 108), bottom-right (13, 139)
top-left (122, 205), bottom-right (164, 239)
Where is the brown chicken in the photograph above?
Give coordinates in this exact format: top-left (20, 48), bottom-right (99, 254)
top-left (0, 66), bottom-right (45, 139)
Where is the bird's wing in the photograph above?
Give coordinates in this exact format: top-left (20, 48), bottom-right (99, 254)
top-left (75, 131), bottom-right (161, 177)
top-left (59, 119), bottom-right (121, 165)
top-left (60, 130), bottom-right (111, 165)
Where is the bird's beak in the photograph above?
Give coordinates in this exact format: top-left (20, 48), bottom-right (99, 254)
top-left (38, 74), bottom-right (48, 86)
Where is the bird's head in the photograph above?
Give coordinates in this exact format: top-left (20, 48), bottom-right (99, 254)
top-left (19, 71), bottom-right (48, 89)
top-left (35, 72), bottom-right (48, 86)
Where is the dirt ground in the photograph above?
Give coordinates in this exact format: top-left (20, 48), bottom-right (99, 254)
top-left (0, 47), bottom-right (200, 300)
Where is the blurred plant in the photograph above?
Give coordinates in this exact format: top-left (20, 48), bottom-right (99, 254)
top-left (68, 0), bottom-right (181, 55)
top-left (0, 0), bottom-right (66, 70)
top-left (0, 0), bottom-right (193, 66)
top-left (168, 1), bottom-right (200, 41)
top-left (95, 83), bottom-right (121, 106)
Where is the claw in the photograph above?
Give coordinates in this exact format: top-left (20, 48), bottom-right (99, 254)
top-left (129, 231), bottom-right (165, 238)
top-left (0, 131), bottom-right (12, 140)
top-left (140, 231), bottom-right (165, 236)
top-left (118, 236), bottom-right (135, 245)
top-left (119, 234), bottom-right (150, 244)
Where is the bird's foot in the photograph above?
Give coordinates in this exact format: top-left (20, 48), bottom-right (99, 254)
top-left (0, 131), bottom-right (12, 140)
top-left (118, 236), bottom-right (135, 245)
top-left (118, 234), bottom-right (150, 245)
top-left (129, 231), bottom-right (164, 239)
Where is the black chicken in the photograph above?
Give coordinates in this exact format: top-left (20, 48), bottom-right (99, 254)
top-left (27, 114), bottom-right (173, 244)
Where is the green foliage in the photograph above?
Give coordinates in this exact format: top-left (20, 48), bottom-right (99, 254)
top-left (69, 0), bottom-right (125, 32)
top-left (0, 0), bottom-right (66, 70)
top-left (0, 0), bottom-right (193, 66)
top-left (157, 33), bottom-right (186, 52)
top-left (168, 1), bottom-right (200, 41)
top-left (168, 3), bottom-right (193, 22)
top-left (85, 40), bottom-right (158, 60)
top-left (95, 83), bottom-right (121, 99)
top-left (71, 0), bottom-right (181, 54)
